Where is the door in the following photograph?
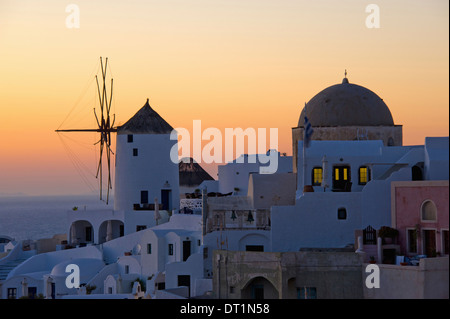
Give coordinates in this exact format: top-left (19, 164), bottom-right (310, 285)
top-left (161, 189), bottom-right (171, 210)
top-left (27, 287), bottom-right (37, 299)
top-left (333, 165), bottom-right (351, 191)
top-left (85, 226), bottom-right (93, 242)
top-left (140, 190), bottom-right (148, 204)
top-left (252, 285), bottom-right (264, 299)
top-left (183, 241), bottom-right (191, 262)
top-left (178, 275), bottom-right (191, 297)
top-left (423, 230), bottom-right (436, 256)
top-left (51, 282), bottom-right (55, 299)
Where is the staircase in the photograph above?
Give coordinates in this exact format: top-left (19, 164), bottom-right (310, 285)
top-left (0, 258), bottom-right (28, 280)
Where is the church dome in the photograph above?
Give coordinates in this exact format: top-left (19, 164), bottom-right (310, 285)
top-left (298, 77), bottom-right (394, 127)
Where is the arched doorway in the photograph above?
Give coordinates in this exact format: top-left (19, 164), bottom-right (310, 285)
top-left (241, 276), bottom-right (279, 299)
top-left (69, 220), bottom-right (94, 245)
top-left (98, 220), bottom-right (124, 244)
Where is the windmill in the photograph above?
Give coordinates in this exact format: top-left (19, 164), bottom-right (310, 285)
top-left (56, 57), bottom-right (117, 204)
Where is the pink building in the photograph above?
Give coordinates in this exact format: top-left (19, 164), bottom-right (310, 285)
top-left (391, 180), bottom-right (449, 257)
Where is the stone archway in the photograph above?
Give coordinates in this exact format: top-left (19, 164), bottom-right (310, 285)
top-left (240, 276), bottom-right (279, 299)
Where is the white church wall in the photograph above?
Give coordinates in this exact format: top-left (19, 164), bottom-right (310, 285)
top-left (217, 153), bottom-right (292, 196)
top-left (425, 137), bottom-right (449, 180)
top-left (271, 192), bottom-right (363, 252)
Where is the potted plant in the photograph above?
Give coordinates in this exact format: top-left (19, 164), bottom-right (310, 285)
top-left (378, 226), bottom-right (399, 244)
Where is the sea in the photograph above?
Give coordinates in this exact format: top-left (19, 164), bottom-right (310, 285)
top-left (0, 195), bottom-right (112, 242)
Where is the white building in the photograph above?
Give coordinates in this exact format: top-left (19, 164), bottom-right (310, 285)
top-left (1, 77), bottom-right (447, 299)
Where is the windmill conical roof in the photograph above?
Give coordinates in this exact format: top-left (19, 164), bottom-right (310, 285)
top-left (117, 99), bottom-right (174, 134)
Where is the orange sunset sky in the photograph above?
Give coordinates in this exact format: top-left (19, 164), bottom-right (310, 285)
top-left (0, 0), bottom-right (448, 197)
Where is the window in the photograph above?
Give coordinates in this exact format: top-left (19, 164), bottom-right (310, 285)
top-left (147, 243), bottom-right (152, 254)
top-left (407, 229), bottom-right (418, 254)
top-left (359, 166), bottom-right (370, 185)
top-left (133, 148), bottom-right (138, 156)
top-left (297, 287), bottom-right (317, 299)
top-left (125, 265), bottom-right (129, 274)
top-left (387, 137), bottom-right (395, 146)
top-left (421, 200), bottom-right (437, 222)
top-left (168, 244), bottom-right (174, 255)
top-left (246, 245), bottom-right (264, 252)
top-left (337, 207), bottom-right (347, 220)
top-left (7, 288), bottom-right (17, 299)
top-left (127, 134), bottom-right (133, 143)
top-left (157, 282), bottom-right (165, 290)
top-left (136, 225), bottom-right (147, 232)
top-left (141, 190), bottom-right (149, 204)
top-left (312, 167), bottom-right (323, 186)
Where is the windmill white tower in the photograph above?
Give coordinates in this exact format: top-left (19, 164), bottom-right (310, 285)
top-left (114, 99), bottom-right (180, 213)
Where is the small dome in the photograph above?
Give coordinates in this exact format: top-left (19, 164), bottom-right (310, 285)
top-left (298, 78), bottom-right (394, 127)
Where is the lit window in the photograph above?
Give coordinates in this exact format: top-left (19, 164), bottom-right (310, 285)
top-left (335, 168), bottom-right (339, 181)
top-left (312, 167), bottom-right (323, 186)
top-left (359, 166), bottom-right (370, 185)
top-left (421, 200), bottom-right (437, 221)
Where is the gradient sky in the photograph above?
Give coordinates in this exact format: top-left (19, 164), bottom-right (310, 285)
top-left (0, 0), bottom-right (448, 196)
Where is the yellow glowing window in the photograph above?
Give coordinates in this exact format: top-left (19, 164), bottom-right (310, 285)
top-left (343, 168), bottom-right (348, 180)
top-left (335, 168), bottom-right (339, 180)
top-left (359, 166), bottom-right (368, 185)
top-left (312, 167), bottom-right (323, 186)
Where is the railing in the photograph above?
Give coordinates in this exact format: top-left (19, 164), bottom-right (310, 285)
top-left (363, 225), bottom-right (377, 245)
top-left (133, 203), bottom-right (163, 211)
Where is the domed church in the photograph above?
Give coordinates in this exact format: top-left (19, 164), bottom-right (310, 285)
top-left (292, 73), bottom-right (403, 172)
